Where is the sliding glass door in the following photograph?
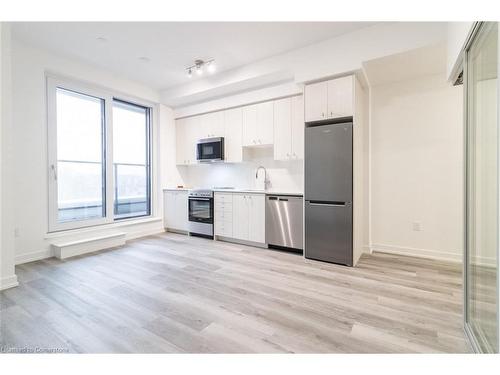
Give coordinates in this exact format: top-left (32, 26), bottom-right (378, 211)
top-left (465, 22), bottom-right (499, 353)
top-left (47, 76), bottom-right (153, 232)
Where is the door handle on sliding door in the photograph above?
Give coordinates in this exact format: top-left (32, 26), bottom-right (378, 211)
top-left (50, 164), bottom-right (58, 181)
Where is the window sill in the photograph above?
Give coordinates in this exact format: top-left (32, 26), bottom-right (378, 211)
top-left (45, 216), bottom-right (162, 239)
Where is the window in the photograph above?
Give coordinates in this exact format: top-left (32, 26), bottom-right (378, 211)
top-left (47, 77), bottom-right (153, 231)
top-left (112, 100), bottom-right (151, 219)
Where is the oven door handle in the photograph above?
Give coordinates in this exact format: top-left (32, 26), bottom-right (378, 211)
top-left (189, 198), bottom-right (211, 201)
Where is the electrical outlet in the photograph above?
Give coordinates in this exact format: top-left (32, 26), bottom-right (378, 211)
top-left (14, 227), bottom-right (20, 237)
top-left (412, 222), bottom-right (422, 231)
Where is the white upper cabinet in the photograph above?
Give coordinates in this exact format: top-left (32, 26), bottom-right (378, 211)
top-left (305, 75), bottom-right (353, 122)
top-left (200, 111), bottom-right (225, 139)
top-left (256, 101), bottom-right (274, 145)
top-left (291, 95), bottom-right (304, 160)
top-left (176, 116), bottom-right (198, 165)
top-left (304, 81), bottom-right (328, 122)
top-left (175, 118), bottom-right (187, 165)
top-left (242, 101), bottom-right (274, 146)
top-left (185, 116), bottom-right (199, 165)
top-left (327, 75), bottom-right (353, 119)
top-left (224, 107), bottom-right (243, 163)
top-left (242, 104), bottom-right (258, 146)
top-left (273, 97), bottom-right (292, 160)
top-left (273, 95), bottom-right (304, 161)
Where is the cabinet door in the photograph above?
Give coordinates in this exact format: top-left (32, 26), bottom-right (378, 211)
top-left (248, 194), bottom-right (265, 243)
top-left (256, 101), bottom-right (274, 145)
top-left (242, 104), bottom-right (258, 147)
top-left (185, 116), bottom-right (200, 164)
top-left (273, 97), bottom-right (292, 160)
top-left (327, 76), bottom-right (353, 119)
top-left (224, 107), bottom-right (243, 163)
top-left (163, 191), bottom-right (176, 228)
top-left (291, 95), bottom-right (304, 160)
top-left (304, 81), bottom-right (328, 122)
top-left (175, 191), bottom-right (188, 231)
top-left (232, 194), bottom-right (249, 240)
top-left (201, 111), bottom-right (225, 138)
top-left (175, 119), bottom-right (187, 165)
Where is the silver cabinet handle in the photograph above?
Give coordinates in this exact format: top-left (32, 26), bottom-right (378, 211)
top-left (308, 201), bottom-right (346, 207)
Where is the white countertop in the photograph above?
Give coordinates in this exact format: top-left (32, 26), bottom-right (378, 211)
top-left (163, 187), bottom-right (303, 196)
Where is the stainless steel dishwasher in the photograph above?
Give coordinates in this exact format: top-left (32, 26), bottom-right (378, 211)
top-left (265, 194), bottom-right (303, 251)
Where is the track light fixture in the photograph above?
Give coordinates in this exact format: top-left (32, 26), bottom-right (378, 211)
top-left (186, 58), bottom-right (216, 78)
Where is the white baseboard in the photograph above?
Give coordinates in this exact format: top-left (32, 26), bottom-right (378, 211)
top-left (0, 274), bottom-right (19, 290)
top-left (370, 243), bottom-right (462, 263)
top-left (126, 226), bottom-right (166, 240)
top-left (15, 249), bottom-right (54, 265)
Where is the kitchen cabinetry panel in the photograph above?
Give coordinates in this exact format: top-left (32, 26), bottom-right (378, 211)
top-left (163, 190), bottom-right (188, 231)
top-left (232, 193), bottom-right (249, 240)
top-left (242, 102), bottom-right (274, 147)
top-left (224, 107), bottom-right (243, 163)
top-left (305, 76), bottom-right (353, 123)
top-left (242, 104), bottom-right (258, 147)
top-left (327, 75), bottom-right (353, 119)
top-left (248, 194), bottom-right (265, 243)
top-left (257, 101), bottom-right (274, 145)
top-left (304, 81), bottom-right (328, 122)
top-left (274, 95), bottom-right (304, 161)
top-left (215, 192), bottom-right (265, 244)
top-left (291, 95), bottom-right (304, 160)
top-left (201, 111), bottom-right (225, 139)
top-left (273, 97), bottom-right (292, 161)
top-left (175, 118), bottom-right (187, 165)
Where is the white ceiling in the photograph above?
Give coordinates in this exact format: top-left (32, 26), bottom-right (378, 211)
top-left (11, 22), bottom-right (377, 90)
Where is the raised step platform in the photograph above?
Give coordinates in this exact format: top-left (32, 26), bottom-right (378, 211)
top-left (51, 232), bottom-right (126, 259)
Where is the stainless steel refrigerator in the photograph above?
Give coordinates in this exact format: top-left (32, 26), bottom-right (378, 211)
top-left (304, 121), bottom-right (353, 266)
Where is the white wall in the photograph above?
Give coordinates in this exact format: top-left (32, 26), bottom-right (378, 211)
top-left (0, 23), bottom-right (18, 289)
top-left (447, 22), bottom-right (474, 82)
top-left (370, 73), bottom-right (463, 261)
top-left (182, 147), bottom-right (303, 192)
top-left (10, 39), bottom-right (164, 264)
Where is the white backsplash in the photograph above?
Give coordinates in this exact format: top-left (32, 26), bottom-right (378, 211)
top-left (184, 148), bottom-right (303, 191)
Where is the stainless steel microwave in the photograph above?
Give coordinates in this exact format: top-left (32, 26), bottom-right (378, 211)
top-left (196, 137), bottom-right (224, 162)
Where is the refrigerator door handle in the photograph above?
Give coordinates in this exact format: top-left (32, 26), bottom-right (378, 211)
top-left (307, 201), bottom-right (346, 207)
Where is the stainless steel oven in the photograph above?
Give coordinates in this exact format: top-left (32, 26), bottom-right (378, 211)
top-left (188, 189), bottom-right (214, 238)
top-left (196, 137), bottom-right (224, 162)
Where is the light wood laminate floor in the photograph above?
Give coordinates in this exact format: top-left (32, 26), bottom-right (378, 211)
top-left (0, 232), bottom-right (469, 353)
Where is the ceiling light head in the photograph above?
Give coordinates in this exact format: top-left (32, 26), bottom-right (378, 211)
top-left (96, 36), bottom-right (108, 43)
top-left (185, 58), bottom-right (216, 78)
top-left (138, 56), bottom-right (150, 63)
top-left (207, 61), bottom-right (216, 74)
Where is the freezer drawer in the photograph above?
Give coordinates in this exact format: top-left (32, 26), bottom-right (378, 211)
top-left (266, 195), bottom-right (303, 250)
top-left (305, 201), bottom-right (352, 266)
top-left (305, 122), bottom-right (353, 202)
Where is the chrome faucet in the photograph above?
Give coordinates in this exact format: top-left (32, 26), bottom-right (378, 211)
top-left (255, 166), bottom-right (269, 189)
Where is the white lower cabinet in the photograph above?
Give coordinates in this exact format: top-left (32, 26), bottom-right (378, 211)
top-left (163, 190), bottom-right (188, 231)
top-left (215, 192), bottom-right (265, 244)
top-left (215, 193), bottom-right (233, 237)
